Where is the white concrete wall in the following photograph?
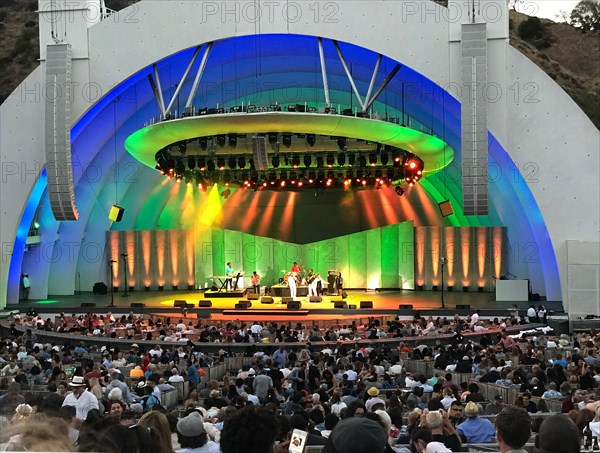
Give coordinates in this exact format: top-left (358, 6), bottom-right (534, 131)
top-left (1, 0), bottom-right (598, 309)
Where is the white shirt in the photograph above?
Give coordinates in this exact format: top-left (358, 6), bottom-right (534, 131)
top-left (527, 307), bottom-right (537, 318)
top-left (169, 375), bottom-right (184, 383)
top-left (345, 370), bottom-right (358, 381)
top-left (176, 441), bottom-right (220, 453)
top-left (470, 313), bottom-right (479, 325)
top-left (62, 390), bottom-right (99, 420)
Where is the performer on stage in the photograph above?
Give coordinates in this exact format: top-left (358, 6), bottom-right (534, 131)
top-left (288, 271), bottom-right (297, 300)
top-left (225, 262), bottom-right (234, 290)
top-left (307, 269), bottom-right (319, 297)
top-left (251, 271), bottom-right (261, 294)
top-left (291, 262), bottom-right (301, 273)
top-left (335, 272), bottom-right (344, 296)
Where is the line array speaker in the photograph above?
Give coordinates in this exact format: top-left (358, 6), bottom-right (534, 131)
top-left (261, 296), bottom-right (274, 304)
top-left (174, 300), bottom-right (187, 307)
top-left (198, 300), bottom-right (212, 308)
top-left (309, 296), bottom-right (322, 303)
top-left (360, 301), bottom-right (373, 309)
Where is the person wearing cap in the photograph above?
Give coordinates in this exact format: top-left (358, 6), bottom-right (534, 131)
top-left (365, 386), bottom-right (386, 412)
top-left (325, 416), bottom-right (388, 453)
top-left (176, 411), bottom-right (220, 453)
top-left (61, 376), bottom-right (99, 423)
top-left (485, 395), bottom-right (504, 415)
top-left (456, 401), bottom-right (495, 443)
top-left (495, 407), bottom-right (531, 453)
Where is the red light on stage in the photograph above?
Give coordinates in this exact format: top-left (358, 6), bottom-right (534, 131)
top-left (417, 170), bottom-right (422, 175)
top-left (361, 179), bottom-right (367, 186)
top-left (409, 182), bottom-right (414, 187)
top-left (395, 157), bottom-right (400, 162)
top-left (263, 182), bottom-right (267, 187)
top-left (298, 181), bottom-right (303, 187)
top-left (343, 180), bottom-right (349, 186)
top-left (280, 181), bottom-right (286, 187)
top-left (409, 161), bottom-right (417, 169)
top-left (308, 179), bottom-right (314, 184)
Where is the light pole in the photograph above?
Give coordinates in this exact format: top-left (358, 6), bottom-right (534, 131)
top-left (121, 254), bottom-right (129, 297)
top-left (108, 260), bottom-right (116, 307)
top-left (440, 256), bottom-right (446, 309)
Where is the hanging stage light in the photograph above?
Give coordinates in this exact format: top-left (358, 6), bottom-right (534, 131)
top-left (395, 185), bottom-right (405, 197)
top-left (237, 156), bottom-right (246, 169)
top-left (337, 137), bottom-right (347, 150)
top-left (291, 155), bottom-right (300, 168)
top-left (358, 155), bottom-right (367, 167)
top-left (216, 135), bottom-right (226, 147)
top-left (326, 153), bottom-right (335, 167)
top-left (348, 153), bottom-right (356, 166)
top-left (337, 152), bottom-right (346, 166)
top-left (175, 160), bottom-right (185, 175)
top-left (369, 152), bottom-right (378, 166)
top-left (380, 152), bottom-right (389, 166)
top-left (282, 133), bottom-right (292, 147)
top-left (216, 157), bottom-right (225, 170)
top-left (272, 155), bottom-right (280, 168)
top-left (197, 157), bottom-right (206, 170)
top-left (198, 137), bottom-right (208, 150)
top-left (306, 134), bottom-right (316, 147)
top-left (303, 154), bottom-right (312, 168)
top-left (207, 159), bottom-right (216, 172)
top-left (187, 156), bottom-right (196, 170)
top-left (268, 133), bottom-right (278, 144)
top-left (178, 142), bottom-right (187, 154)
top-left (228, 134), bottom-right (237, 147)
top-left (316, 156), bottom-right (324, 168)
top-left (228, 157), bottom-right (237, 170)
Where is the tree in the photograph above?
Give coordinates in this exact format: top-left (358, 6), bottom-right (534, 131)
top-left (570, 0), bottom-right (600, 32)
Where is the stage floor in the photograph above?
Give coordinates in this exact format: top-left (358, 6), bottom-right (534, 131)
top-left (14, 289), bottom-right (564, 322)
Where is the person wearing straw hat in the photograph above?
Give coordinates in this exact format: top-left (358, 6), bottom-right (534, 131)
top-left (61, 375), bottom-right (99, 423)
top-left (365, 386), bottom-right (386, 412)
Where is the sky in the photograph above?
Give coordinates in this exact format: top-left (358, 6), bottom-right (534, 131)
top-left (515, 0), bottom-right (581, 22)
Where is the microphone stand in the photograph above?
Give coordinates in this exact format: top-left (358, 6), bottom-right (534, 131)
top-left (121, 254), bottom-right (129, 297)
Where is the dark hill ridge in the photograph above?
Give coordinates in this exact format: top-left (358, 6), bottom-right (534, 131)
top-left (0, 1), bottom-right (598, 128)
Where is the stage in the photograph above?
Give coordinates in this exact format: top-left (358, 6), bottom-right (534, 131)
top-left (10, 289), bottom-right (564, 322)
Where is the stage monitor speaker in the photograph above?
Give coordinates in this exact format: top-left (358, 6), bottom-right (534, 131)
top-left (185, 302), bottom-right (195, 308)
top-left (348, 304), bottom-right (357, 310)
top-left (198, 300), bottom-right (212, 308)
top-left (282, 297), bottom-right (294, 304)
top-left (334, 302), bottom-right (347, 309)
top-left (287, 301), bottom-right (302, 310)
top-left (438, 200), bottom-right (454, 217)
top-left (174, 300), bottom-right (187, 307)
top-left (360, 301), bottom-right (373, 309)
top-left (309, 296), bottom-right (322, 303)
top-left (81, 303), bottom-right (96, 308)
top-left (92, 282), bottom-right (107, 294)
top-left (108, 205), bottom-right (125, 222)
top-left (456, 304), bottom-right (471, 310)
top-left (130, 303), bottom-right (145, 308)
top-left (247, 293), bottom-right (260, 300)
top-left (210, 285), bottom-right (219, 291)
top-left (235, 301), bottom-right (251, 309)
top-left (399, 304), bottom-right (413, 310)
top-left (261, 296), bottom-right (274, 304)
top-left (238, 300), bottom-right (252, 308)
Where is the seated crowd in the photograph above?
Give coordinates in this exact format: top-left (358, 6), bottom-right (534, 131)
top-left (0, 309), bottom-right (596, 452)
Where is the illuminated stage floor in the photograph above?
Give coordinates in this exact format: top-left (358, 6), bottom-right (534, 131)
top-left (18, 290), bottom-right (563, 322)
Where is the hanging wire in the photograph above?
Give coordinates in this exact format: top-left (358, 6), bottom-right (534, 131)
top-left (113, 98), bottom-right (118, 205)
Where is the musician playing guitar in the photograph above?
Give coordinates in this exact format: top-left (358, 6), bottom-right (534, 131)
top-left (307, 269), bottom-right (319, 297)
